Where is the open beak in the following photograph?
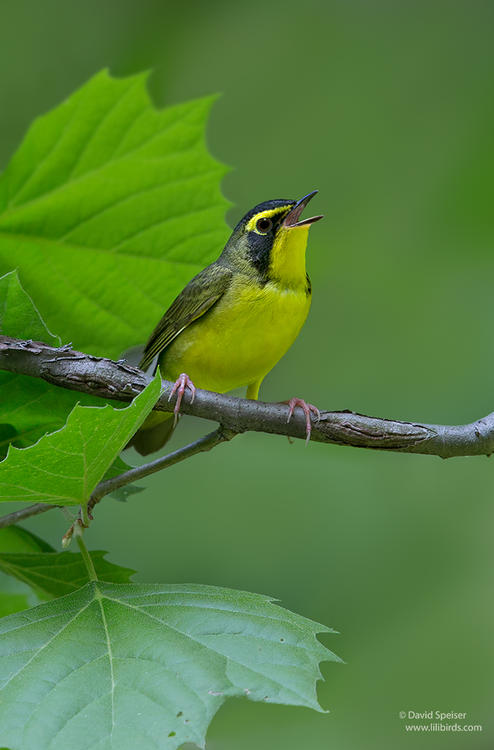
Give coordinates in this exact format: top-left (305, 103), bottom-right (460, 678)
top-left (283, 190), bottom-right (323, 228)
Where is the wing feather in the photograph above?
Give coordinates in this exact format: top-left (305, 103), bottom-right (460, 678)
top-left (139, 263), bottom-right (232, 371)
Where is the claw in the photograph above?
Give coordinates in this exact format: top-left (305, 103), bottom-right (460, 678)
top-left (286, 398), bottom-right (320, 445)
top-left (168, 373), bottom-right (196, 425)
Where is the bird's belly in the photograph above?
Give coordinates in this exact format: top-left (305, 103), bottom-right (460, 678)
top-left (161, 282), bottom-right (310, 392)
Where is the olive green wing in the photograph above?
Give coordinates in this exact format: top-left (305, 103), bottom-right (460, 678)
top-left (139, 263), bottom-right (233, 371)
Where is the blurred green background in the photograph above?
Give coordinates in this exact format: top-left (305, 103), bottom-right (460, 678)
top-left (1, 0), bottom-right (493, 747)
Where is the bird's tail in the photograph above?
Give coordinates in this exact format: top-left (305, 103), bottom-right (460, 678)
top-left (121, 347), bottom-right (173, 455)
top-left (126, 411), bottom-right (176, 456)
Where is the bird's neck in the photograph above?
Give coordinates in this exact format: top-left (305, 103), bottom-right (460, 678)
top-left (269, 226), bottom-right (309, 290)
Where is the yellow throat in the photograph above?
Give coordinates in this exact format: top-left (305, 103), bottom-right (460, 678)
top-left (269, 223), bottom-right (310, 288)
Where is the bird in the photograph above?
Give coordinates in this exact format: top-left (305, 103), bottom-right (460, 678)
top-left (128, 191), bottom-right (323, 455)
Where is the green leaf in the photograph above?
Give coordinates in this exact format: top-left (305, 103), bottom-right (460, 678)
top-left (0, 549), bottom-right (134, 598)
top-left (0, 525), bottom-right (54, 554)
top-left (0, 576), bottom-right (39, 618)
top-left (0, 525), bottom-right (133, 597)
top-left (103, 455), bottom-right (133, 480)
top-left (108, 483), bottom-right (144, 503)
top-left (0, 582), bottom-right (340, 750)
top-left (0, 373), bottom-right (161, 506)
top-left (0, 271), bottom-right (109, 452)
top-left (0, 70), bottom-right (229, 358)
top-left (0, 589), bottom-right (31, 618)
top-left (0, 527), bottom-right (52, 615)
top-left (103, 456), bottom-right (144, 502)
top-left (0, 269), bottom-right (59, 343)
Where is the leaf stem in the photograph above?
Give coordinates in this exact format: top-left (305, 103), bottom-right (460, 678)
top-left (74, 524), bottom-right (98, 582)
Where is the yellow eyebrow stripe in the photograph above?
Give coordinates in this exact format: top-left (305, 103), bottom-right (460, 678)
top-left (245, 205), bottom-right (293, 232)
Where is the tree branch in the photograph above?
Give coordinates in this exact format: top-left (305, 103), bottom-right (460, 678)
top-left (1, 334), bottom-right (494, 458)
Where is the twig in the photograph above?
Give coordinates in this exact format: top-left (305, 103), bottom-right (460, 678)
top-left (0, 502), bottom-right (56, 529)
top-left (87, 426), bottom-right (235, 516)
top-left (0, 427), bottom-right (236, 530)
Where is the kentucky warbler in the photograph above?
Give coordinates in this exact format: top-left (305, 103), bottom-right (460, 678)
top-left (129, 191), bottom-right (323, 455)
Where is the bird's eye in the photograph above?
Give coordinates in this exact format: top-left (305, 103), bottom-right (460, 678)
top-left (256, 217), bottom-right (272, 234)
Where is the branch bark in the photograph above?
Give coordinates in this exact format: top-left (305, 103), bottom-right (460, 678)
top-left (1, 334), bottom-right (494, 458)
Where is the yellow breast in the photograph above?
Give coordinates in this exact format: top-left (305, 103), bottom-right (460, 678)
top-left (161, 274), bottom-right (311, 393)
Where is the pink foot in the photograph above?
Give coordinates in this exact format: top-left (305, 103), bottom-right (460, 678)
top-left (286, 398), bottom-right (321, 444)
top-left (168, 373), bottom-right (196, 425)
